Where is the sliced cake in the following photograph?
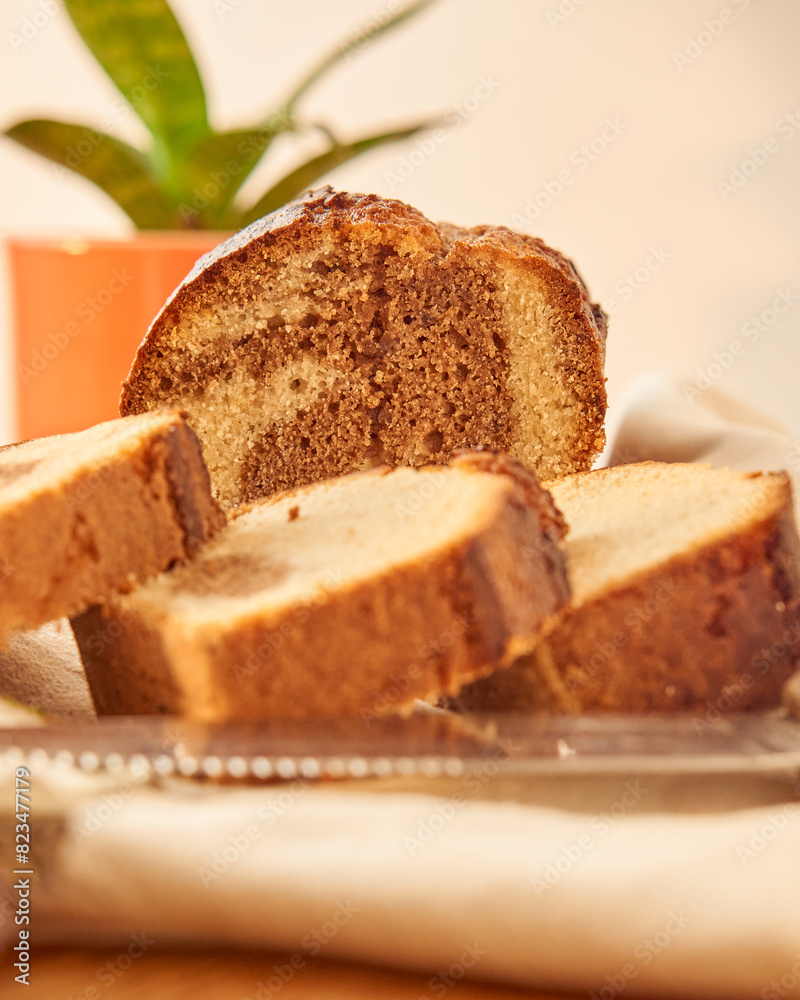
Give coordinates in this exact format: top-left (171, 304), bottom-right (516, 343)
top-left (72, 452), bottom-right (570, 720)
top-left (783, 671), bottom-right (800, 720)
top-left (120, 187), bottom-right (607, 507)
top-left (453, 462), bottom-right (800, 713)
top-left (0, 410), bottom-right (224, 646)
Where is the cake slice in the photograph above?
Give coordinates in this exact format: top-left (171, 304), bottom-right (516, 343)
top-left (453, 462), bottom-right (800, 713)
top-left (72, 452), bottom-right (570, 720)
top-left (783, 670), bottom-right (800, 720)
top-left (0, 410), bottom-right (224, 646)
top-left (120, 187), bottom-right (607, 507)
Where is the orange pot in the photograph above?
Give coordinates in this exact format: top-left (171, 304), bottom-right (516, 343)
top-left (8, 232), bottom-right (229, 441)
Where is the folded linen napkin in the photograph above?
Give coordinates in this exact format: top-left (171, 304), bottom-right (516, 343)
top-left (1, 374), bottom-right (799, 998)
top-left (0, 619), bottom-right (93, 719)
top-left (5, 767), bottom-right (798, 998)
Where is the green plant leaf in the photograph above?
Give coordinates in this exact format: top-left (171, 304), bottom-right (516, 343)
top-left (6, 0), bottom-right (448, 231)
top-left (282, 0), bottom-right (439, 115)
top-left (5, 119), bottom-right (179, 229)
top-left (236, 121), bottom-right (433, 228)
top-left (64, 0), bottom-right (209, 159)
top-left (180, 118), bottom-right (295, 227)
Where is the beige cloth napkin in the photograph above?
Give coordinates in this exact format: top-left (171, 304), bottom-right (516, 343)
top-left (0, 619), bottom-right (94, 719)
top-left (7, 764), bottom-right (800, 999)
top-left (2, 374), bottom-right (800, 998)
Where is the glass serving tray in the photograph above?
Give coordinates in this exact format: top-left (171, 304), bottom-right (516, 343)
top-left (1, 711), bottom-right (799, 782)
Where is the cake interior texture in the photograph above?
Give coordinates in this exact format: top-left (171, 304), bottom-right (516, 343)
top-left (0, 412), bottom-right (180, 511)
top-left (0, 410), bottom-right (223, 645)
top-left (74, 456), bottom-right (570, 719)
top-left (119, 467), bottom-right (501, 624)
top-left (553, 462), bottom-right (792, 603)
top-left (453, 461), bottom-right (800, 713)
top-left (122, 192), bottom-right (606, 506)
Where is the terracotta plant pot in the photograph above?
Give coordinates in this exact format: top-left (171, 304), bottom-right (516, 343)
top-left (8, 232), bottom-right (228, 441)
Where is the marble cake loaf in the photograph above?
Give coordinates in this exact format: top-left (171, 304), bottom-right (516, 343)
top-left (120, 187), bottom-right (607, 507)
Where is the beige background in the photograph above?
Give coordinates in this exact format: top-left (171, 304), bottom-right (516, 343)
top-left (0, 0), bottom-right (798, 447)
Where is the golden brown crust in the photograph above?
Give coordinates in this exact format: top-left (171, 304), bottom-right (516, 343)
top-left (455, 470), bottom-right (800, 714)
top-left (71, 604), bottom-right (185, 715)
top-left (120, 187), bottom-right (607, 505)
top-left (449, 449), bottom-right (568, 545)
top-left (73, 454), bottom-right (571, 720)
top-left (120, 189), bottom-right (444, 409)
top-left (783, 669), bottom-right (800, 720)
top-left (123, 191), bottom-right (605, 399)
top-left (436, 219), bottom-right (607, 354)
top-left (0, 412), bottom-right (224, 645)
top-left (156, 414), bottom-right (227, 557)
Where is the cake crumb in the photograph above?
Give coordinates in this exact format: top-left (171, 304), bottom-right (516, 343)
top-left (288, 505), bottom-right (300, 522)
